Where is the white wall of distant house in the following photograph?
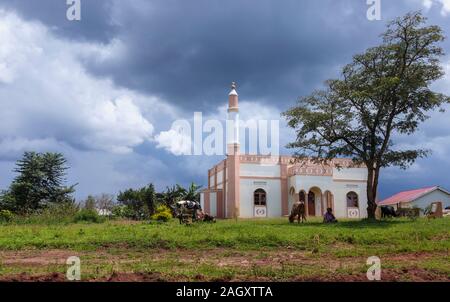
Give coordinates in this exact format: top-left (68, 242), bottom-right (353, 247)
top-left (409, 189), bottom-right (450, 211)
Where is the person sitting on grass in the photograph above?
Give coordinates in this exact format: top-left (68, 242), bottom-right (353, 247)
top-left (323, 208), bottom-right (338, 223)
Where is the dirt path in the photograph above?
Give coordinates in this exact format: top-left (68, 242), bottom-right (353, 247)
top-left (0, 248), bottom-right (448, 282)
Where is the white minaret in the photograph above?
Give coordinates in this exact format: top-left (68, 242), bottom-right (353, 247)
top-left (227, 82), bottom-right (240, 153)
top-left (226, 82), bottom-right (240, 218)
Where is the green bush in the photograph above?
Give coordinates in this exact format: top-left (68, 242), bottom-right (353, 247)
top-left (151, 205), bottom-right (173, 222)
top-left (0, 210), bottom-right (14, 222)
top-left (10, 202), bottom-right (80, 225)
top-left (74, 209), bottom-right (104, 223)
top-left (112, 205), bottom-right (135, 219)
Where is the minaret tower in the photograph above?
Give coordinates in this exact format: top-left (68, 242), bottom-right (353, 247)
top-left (226, 82), bottom-right (240, 218)
top-left (227, 82), bottom-right (240, 152)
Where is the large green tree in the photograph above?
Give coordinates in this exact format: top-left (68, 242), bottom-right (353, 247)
top-left (0, 152), bottom-right (76, 214)
top-left (283, 12), bottom-right (450, 219)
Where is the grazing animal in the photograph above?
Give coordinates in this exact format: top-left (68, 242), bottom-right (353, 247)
top-left (381, 206), bottom-right (397, 218)
top-left (175, 200), bottom-right (202, 224)
top-left (289, 201), bottom-right (307, 223)
top-left (201, 212), bottom-right (216, 223)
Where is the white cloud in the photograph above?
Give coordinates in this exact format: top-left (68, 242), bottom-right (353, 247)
top-left (154, 99), bottom-right (295, 156)
top-left (422, 0), bottom-right (450, 16)
top-left (0, 10), bottom-right (176, 154)
top-left (423, 0), bottom-right (434, 10)
top-left (214, 100), bottom-right (295, 153)
top-left (0, 137), bottom-right (63, 160)
top-left (155, 128), bottom-right (192, 156)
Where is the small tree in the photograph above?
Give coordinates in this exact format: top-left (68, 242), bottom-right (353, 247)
top-left (142, 184), bottom-right (157, 218)
top-left (157, 184), bottom-right (187, 216)
top-left (183, 183), bottom-right (202, 203)
top-left (94, 193), bottom-right (115, 214)
top-left (283, 12), bottom-right (449, 219)
top-left (117, 184), bottom-right (157, 220)
top-left (84, 195), bottom-right (96, 210)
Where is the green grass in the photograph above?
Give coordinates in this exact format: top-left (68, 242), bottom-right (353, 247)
top-left (0, 218), bottom-right (448, 281)
top-left (0, 218), bottom-right (448, 255)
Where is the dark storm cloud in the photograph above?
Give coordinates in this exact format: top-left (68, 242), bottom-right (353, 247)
top-left (84, 0), bottom-right (450, 111)
top-left (1, 0), bottom-right (450, 199)
top-left (0, 0), bottom-right (117, 42)
top-left (88, 0), bottom-right (383, 111)
top-left (4, 0), bottom-right (449, 112)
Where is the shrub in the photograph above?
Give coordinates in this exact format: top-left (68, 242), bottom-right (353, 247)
top-left (74, 209), bottom-right (104, 223)
top-left (11, 202), bottom-right (80, 224)
top-left (151, 205), bottom-right (173, 222)
top-left (112, 205), bottom-right (135, 219)
top-left (0, 210), bottom-right (14, 222)
top-left (117, 184), bottom-right (157, 220)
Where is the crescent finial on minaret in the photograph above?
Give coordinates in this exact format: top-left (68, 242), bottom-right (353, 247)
top-left (229, 81), bottom-right (238, 97)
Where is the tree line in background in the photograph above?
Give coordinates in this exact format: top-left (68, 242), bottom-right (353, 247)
top-left (0, 152), bottom-right (201, 223)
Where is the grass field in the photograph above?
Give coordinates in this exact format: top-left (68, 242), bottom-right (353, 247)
top-left (0, 218), bottom-right (449, 281)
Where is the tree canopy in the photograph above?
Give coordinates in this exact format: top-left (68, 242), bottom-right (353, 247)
top-left (0, 152), bottom-right (76, 214)
top-left (283, 12), bottom-right (450, 219)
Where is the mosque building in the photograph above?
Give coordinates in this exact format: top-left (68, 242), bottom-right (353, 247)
top-left (200, 83), bottom-right (368, 219)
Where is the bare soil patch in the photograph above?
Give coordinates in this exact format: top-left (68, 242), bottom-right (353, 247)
top-left (0, 250), bottom-right (75, 266)
top-left (0, 272), bottom-right (66, 282)
top-left (0, 248), bottom-right (448, 282)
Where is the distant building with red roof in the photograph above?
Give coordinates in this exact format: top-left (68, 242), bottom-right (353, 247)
top-left (377, 186), bottom-right (450, 212)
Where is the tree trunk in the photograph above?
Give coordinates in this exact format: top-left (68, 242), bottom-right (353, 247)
top-left (366, 166), bottom-right (378, 220)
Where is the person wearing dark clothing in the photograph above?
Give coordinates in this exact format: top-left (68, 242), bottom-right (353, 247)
top-left (323, 208), bottom-right (338, 223)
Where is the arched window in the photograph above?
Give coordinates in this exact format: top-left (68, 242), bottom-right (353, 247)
top-left (347, 192), bottom-right (359, 208)
top-left (299, 191), bottom-right (306, 202)
top-left (254, 189), bottom-right (267, 206)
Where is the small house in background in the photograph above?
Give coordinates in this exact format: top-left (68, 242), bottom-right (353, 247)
top-left (96, 209), bottom-right (112, 216)
top-left (377, 186), bottom-right (450, 215)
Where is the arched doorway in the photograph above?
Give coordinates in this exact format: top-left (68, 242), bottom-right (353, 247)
top-left (308, 191), bottom-right (316, 216)
top-left (254, 188), bottom-right (267, 217)
top-left (307, 187), bottom-right (323, 217)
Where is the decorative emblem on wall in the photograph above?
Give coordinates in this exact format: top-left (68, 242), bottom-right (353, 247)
top-left (347, 208), bottom-right (360, 218)
top-left (254, 206), bottom-right (267, 218)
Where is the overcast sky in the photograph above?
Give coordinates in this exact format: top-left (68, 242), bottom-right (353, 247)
top-left (0, 0), bottom-right (449, 200)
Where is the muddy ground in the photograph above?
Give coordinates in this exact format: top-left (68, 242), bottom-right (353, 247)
top-left (0, 248), bottom-right (448, 282)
